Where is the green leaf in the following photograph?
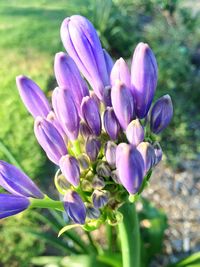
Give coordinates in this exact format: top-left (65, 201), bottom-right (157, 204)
top-left (31, 256), bottom-right (63, 266)
top-left (58, 224), bottom-right (82, 237)
top-left (61, 255), bottom-right (112, 267)
top-left (166, 252), bottom-right (200, 267)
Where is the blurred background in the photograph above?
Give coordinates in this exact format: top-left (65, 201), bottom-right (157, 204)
top-left (0, 0), bottom-right (200, 266)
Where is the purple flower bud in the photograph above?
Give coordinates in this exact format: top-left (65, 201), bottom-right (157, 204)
top-left (126, 119), bottom-right (144, 146)
top-left (111, 81), bottom-right (135, 130)
top-left (86, 205), bottom-right (100, 219)
top-left (77, 154), bottom-right (90, 170)
top-left (104, 141), bottom-right (117, 167)
top-left (59, 155), bottom-right (80, 187)
top-left (85, 136), bottom-right (101, 161)
top-left (103, 107), bottom-right (120, 140)
top-left (150, 94), bottom-right (173, 134)
top-left (92, 189), bottom-right (109, 208)
top-left (79, 121), bottom-right (93, 139)
top-left (16, 75), bottom-right (51, 118)
top-left (54, 52), bottom-right (89, 114)
top-left (34, 117), bottom-right (67, 165)
top-left (137, 142), bottom-right (156, 173)
top-left (47, 111), bottom-right (67, 142)
top-left (60, 15), bottom-right (109, 100)
top-left (52, 87), bottom-right (80, 140)
top-left (102, 85), bottom-right (112, 107)
top-left (81, 96), bottom-right (101, 136)
top-left (103, 49), bottom-right (114, 77)
top-left (92, 176), bottom-right (105, 189)
top-left (153, 142), bottom-right (163, 165)
top-left (110, 58), bottom-right (131, 88)
top-left (131, 42), bottom-right (158, 118)
top-left (0, 194), bottom-right (30, 219)
top-left (116, 143), bottom-right (144, 194)
top-left (0, 161), bottom-right (44, 199)
top-left (111, 170), bottom-right (121, 184)
top-left (64, 190), bottom-right (86, 224)
top-left (96, 162), bottom-right (111, 178)
top-left (90, 91), bottom-right (101, 109)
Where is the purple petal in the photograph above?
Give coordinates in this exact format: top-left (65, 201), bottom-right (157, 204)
top-left (59, 155), bottom-right (80, 187)
top-left (131, 42), bottom-right (158, 118)
top-left (85, 136), bottom-right (101, 161)
top-left (54, 52), bottom-right (89, 114)
top-left (34, 117), bottom-right (67, 165)
top-left (150, 94), bottom-right (173, 134)
top-left (0, 194), bottom-right (29, 219)
top-left (0, 161), bottom-right (44, 199)
top-left (111, 81), bottom-right (135, 130)
top-left (47, 111), bottom-right (67, 142)
top-left (81, 96), bottom-right (101, 136)
top-left (137, 142), bottom-right (156, 173)
top-left (60, 15), bottom-right (109, 100)
top-left (16, 75), bottom-right (51, 118)
top-left (116, 143), bottom-right (144, 194)
top-left (110, 57), bottom-right (131, 88)
top-left (52, 87), bottom-right (80, 140)
top-left (103, 49), bottom-right (114, 77)
top-left (92, 189), bottom-right (109, 208)
top-left (103, 107), bottom-right (120, 140)
top-left (104, 141), bottom-right (117, 167)
top-left (126, 119), bottom-right (144, 146)
top-left (64, 191), bottom-right (86, 224)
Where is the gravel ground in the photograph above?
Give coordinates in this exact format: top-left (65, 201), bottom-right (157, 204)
top-left (143, 160), bottom-right (200, 266)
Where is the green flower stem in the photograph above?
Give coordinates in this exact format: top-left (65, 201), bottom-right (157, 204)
top-left (118, 202), bottom-right (140, 267)
top-left (29, 195), bottom-right (64, 212)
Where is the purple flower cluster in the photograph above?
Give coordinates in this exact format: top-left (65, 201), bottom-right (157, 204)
top-left (1, 15), bottom-right (173, 225)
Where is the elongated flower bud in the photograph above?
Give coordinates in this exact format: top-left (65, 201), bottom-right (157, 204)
top-left (131, 42), bottom-right (158, 118)
top-left (126, 119), bottom-right (144, 146)
top-left (116, 143), bottom-right (144, 194)
top-left (104, 141), bottom-right (117, 167)
top-left (77, 154), bottom-right (90, 170)
top-left (137, 142), bottom-right (155, 173)
top-left (0, 161), bottom-right (43, 199)
top-left (111, 81), bottom-right (135, 130)
top-left (59, 155), bottom-right (80, 187)
top-left (34, 117), bottom-right (67, 165)
top-left (16, 75), bottom-right (51, 118)
top-left (111, 170), bottom-right (121, 184)
top-left (81, 96), bottom-right (101, 136)
top-left (47, 111), bottom-right (67, 141)
top-left (150, 95), bottom-right (173, 134)
top-left (85, 136), bottom-right (101, 161)
top-left (52, 87), bottom-right (80, 140)
top-left (103, 49), bottom-right (114, 76)
top-left (64, 191), bottom-right (86, 224)
top-left (92, 190), bottom-right (109, 208)
top-left (54, 52), bottom-right (89, 113)
top-left (103, 107), bottom-right (120, 140)
top-left (61, 15), bottom-right (109, 100)
top-left (0, 194), bottom-right (30, 219)
top-left (103, 86), bottom-right (112, 107)
top-left (110, 58), bottom-right (131, 88)
top-left (79, 121), bottom-right (93, 139)
top-left (153, 142), bottom-right (163, 165)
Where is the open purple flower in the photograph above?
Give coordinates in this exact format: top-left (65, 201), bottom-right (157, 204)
top-left (0, 161), bottom-right (43, 199)
top-left (0, 194), bottom-right (30, 219)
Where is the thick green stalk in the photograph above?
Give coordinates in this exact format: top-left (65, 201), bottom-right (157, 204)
top-left (29, 195), bottom-right (64, 212)
top-left (118, 202), bottom-right (140, 267)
